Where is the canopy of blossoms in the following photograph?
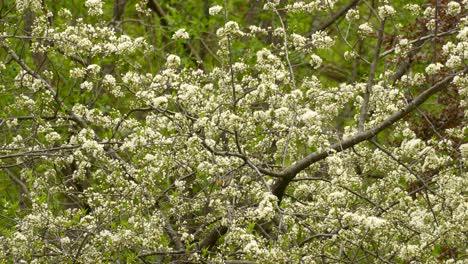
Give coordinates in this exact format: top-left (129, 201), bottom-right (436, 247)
top-left (0, 0), bottom-right (467, 263)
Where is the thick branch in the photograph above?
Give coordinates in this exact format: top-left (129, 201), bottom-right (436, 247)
top-left (312, 0), bottom-right (360, 33)
top-left (199, 226), bottom-right (228, 250)
top-left (271, 70), bottom-right (464, 201)
top-left (0, 145), bottom-right (79, 160)
top-left (4, 168), bottom-right (32, 208)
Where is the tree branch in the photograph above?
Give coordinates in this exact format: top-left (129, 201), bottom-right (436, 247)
top-left (270, 70), bottom-right (465, 201)
top-left (358, 19), bottom-right (385, 132)
top-left (311, 0), bottom-right (360, 33)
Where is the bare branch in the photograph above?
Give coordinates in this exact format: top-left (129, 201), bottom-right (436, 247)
top-left (358, 19), bottom-right (385, 132)
top-left (311, 0), bottom-right (361, 33)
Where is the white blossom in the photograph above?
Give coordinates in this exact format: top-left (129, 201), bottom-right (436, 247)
top-left (309, 54), bottom-right (322, 69)
top-left (378, 5), bottom-right (396, 19)
top-left (172, 28), bottom-right (189, 40)
top-left (16, 0), bottom-right (41, 13)
top-left (310, 31), bottom-right (334, 49)
top-left (344, 50), bottom-right (357, 61)
top-left (345, 9), bottom-right (360, 21)
top-left (80, 81), bottom-right (93, 91)
top-left (460, 143), bottom-right (468, 157)
top-left (70, 67), bottom-right (86, 79)
top-left (395, 38), bottom-right (412, 57)
top-left (102, 74), bottom-right (116, 87)
top-left (85, 0), bottom-right (103, 16)
top-left (447, 1), bottom-right (461, 16)
top-left (404, 4), bottom-right (421, 14)
top-left (166, 54), bottom-right (181, 68)
top-left (209, 5), bottom-right (223, 16)
top-left (358, 22), bottom-right (373, 35)
top-left (151, 96), bottom-right (168, 108)
top-left (45, 132), bottom-right (61, 143)
top-left (425, 63), bottom-right (444, 75)
top-left (423, 7), bottom-right (435, 18)
top-left (291, 33), bottom-right (307, 48)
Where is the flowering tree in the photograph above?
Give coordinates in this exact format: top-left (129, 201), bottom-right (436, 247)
top-left (0, 0), bottom-right (467, 263)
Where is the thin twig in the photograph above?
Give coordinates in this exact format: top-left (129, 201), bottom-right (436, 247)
top-left (358, 19), bottom-right (385, 132)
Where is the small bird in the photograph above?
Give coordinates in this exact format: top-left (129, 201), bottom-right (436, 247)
top-left (217, 179), bottom-right (223, 188)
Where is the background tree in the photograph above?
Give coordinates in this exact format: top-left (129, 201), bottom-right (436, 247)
top-left (0, 0), bottom-right (467, 263)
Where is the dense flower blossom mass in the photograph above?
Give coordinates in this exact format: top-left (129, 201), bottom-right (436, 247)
top-left (0, 0), bottom-right (467, 263)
